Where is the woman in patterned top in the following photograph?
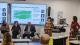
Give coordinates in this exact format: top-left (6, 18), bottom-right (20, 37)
top-left (44, 16), bottom-right (54, 36)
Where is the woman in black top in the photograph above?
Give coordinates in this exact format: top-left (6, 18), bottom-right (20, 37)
top-left (11, 21), bottom-right (21, 39)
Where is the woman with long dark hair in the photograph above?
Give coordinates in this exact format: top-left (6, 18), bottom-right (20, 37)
top-left (0, 21), bottom-right (14, 45)
top-left (0, 20), bottom-right (10, 33)
top-left (11, 21), bottom-right (21, 39)
top-left (70, 16), bottom-right (80, 37)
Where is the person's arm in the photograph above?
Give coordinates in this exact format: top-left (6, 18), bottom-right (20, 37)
top-left (11, 26), bottom-right (14, 31)
top-left (18, 25), bottom-right (21, 34)
top-left (30, 25), bottom-right (36, 33)
top-left (24, 25), bottom-right (28, 32)
top-left (44, 23), bottom-right (47, 30)
top-left (7, 24), bottom-right (10, 31)
top-left (0, 25), bottom-right (2, 31)
top-left (33, 25), bottom-right (36, 32)
top-left (70, 22), bottom-right (73, 31)
top-left (44, 23), bottom-right (48, 33)
top-left (77, 22), bottom-right (80, 30)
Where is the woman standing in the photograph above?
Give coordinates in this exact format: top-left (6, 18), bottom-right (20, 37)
top-left (44, 17), bottom-right (54, 36)
top-left (0, 20), bottom-right (10, 33)
top-left (11, 21), bottom-right (21, 39)
top-left (70, 16), bottom-right (80, 38)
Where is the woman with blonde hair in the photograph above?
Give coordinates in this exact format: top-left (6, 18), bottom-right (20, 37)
top-left (40, 34), bottom-right (50, 45)
top-left (1, 30), bottom-right (14, 45)
top-left (0, 20), bottom-right (14, 45)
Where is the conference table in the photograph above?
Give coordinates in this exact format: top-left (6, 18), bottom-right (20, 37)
top-left (0, 26), bottom-right (69, 45)
top-left (0, 32), bottom-right (68, 45)
top-left (69, 31), bottom-right (80, 45)
top-left (0, 42), bottom-right (40, 45)
top-left (52, 32), bottom-right (68, 45)
top-left (0, 39), bottom-right (40, 45)
top-left (0, 39), bottom-right (31, 43)
top-left (70, 40), bottom-right (80, 45)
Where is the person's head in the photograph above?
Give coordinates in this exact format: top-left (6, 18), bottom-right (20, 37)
top-left (40, 34), bottom-right (50, 45)
top-left (47, 16), bottom-right (52, 22)
top-left (4, 32), bottom-right (11, 42)
top-left (14, 21), bottom-right (19, 27)
top-left (2, 20), bottom-right (7, 26)
top-left (28, 22), bottom-right (31, 26)
top-left (73, 16), bottom-right (78, 22)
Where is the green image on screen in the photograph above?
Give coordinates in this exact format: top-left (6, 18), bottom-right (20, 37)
top-left (14, 11), bottom-right (32, 19)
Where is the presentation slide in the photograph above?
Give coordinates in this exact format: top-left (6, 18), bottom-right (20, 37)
top-left (11, 4), bottom-right (47, 25)
top-left (0, 3), bottom-right (7, 23)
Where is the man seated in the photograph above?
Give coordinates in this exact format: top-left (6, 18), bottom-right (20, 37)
top-left (23, 22), bottom-right (36, 39)
top-left (40, 34), bottom-right (50, 45)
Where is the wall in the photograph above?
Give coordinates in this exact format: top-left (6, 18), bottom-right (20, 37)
top-left (78, 4), bottom-right (80, 23)
top-left (52, 1), bottom-right (80, 25)
top-left (0, 0), bottom-right (80, 34)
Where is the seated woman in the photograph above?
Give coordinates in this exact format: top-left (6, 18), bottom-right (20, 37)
top-left (1, 30), bottom-right (14, 45)
top-left (11, 21), bottom-right (21, 39)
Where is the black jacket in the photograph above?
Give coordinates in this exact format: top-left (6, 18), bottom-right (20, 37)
top-left (12, 25), bottom-right (21, 35)
top-left (24, 25), bottom-right (36, 33)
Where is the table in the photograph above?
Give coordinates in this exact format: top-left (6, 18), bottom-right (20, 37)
top-left (0, 39), bottom-right (40, 45)
top-left (0, 39), bottom-right (31, 43)
top-left (52, 32), bottom-right (68, 45)
top-left (70, 40), bottom-right (80, 45)
top-left (0, 42), bottom-right (40, 45)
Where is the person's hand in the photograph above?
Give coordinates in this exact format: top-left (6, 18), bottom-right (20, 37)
top-left (24, 31), bottom-right (27, 33)
top-left (70, 30), bottom-right (73, 32)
